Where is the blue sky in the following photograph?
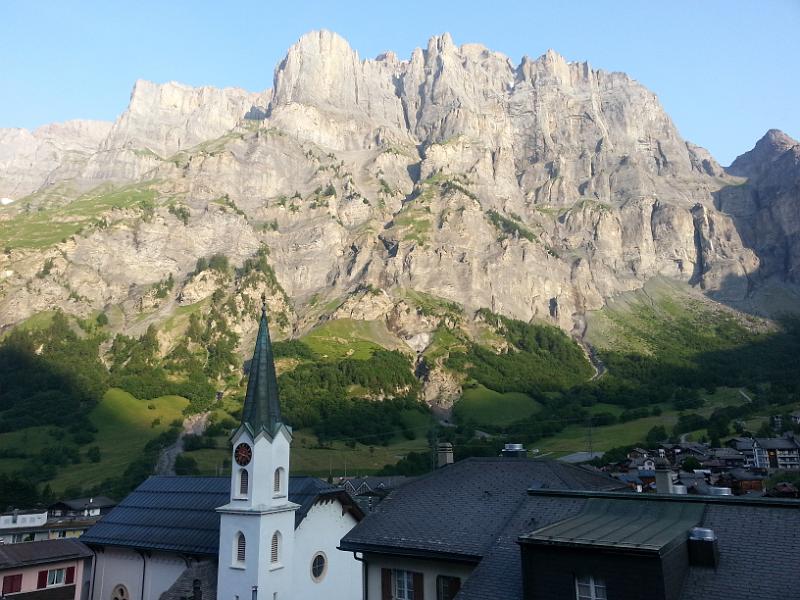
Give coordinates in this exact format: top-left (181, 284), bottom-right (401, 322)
top-left (1, 0), bottom-right (798, 165)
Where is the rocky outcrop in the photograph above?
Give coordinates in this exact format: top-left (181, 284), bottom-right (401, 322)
top-left (718, 130), bottom-right (800, 284)
top-left (0, 120), bottom-right (112, 199)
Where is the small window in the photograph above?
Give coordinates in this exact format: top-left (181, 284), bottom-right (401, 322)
top-left (271, 531), bottom-right (281, 564)
top-left (239, 469), bottom-right (249, 496)
top-left (575, 575), bottom-right (606, 600)
top-left (236, 532), bottom-right (246, 564)
top-left (111, 584), bottom-right (129, 600)
top-left (394, 570), bottom-right (415, 600)
top-left (310, 552), bottom-right (327, 582)
top-left (273, 467), bottom-right (283, 494)
top-left (46, 568), bottom-right (66, 587)
top-left (437, 575), bottom-right (461, 600)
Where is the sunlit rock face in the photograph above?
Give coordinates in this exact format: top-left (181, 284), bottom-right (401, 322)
top-left (4, 30), bottom-right (794, 339)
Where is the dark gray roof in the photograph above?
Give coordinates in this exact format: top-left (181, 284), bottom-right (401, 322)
top-left (339, 458), bottom-right (622, 560)
top-left (0, 539), bottom-right (92, 569)
top-left (81, 475), bottom-right (357, 556)
top-left (51, 496), bottom-right (116, 511)
top-left (755, 437), bottom-right (798, 450)
top-left (681, 502), bottom-right (800, 599)
top-left (521, 498), bottom-right (705, 554)
top-left (241, 298), bottom-right (283, 437)
top-left (456, 494), bottom-right (587, 600)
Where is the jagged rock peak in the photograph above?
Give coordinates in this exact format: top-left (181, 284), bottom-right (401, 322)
top-left (727, 128), bottom-right (799, 176)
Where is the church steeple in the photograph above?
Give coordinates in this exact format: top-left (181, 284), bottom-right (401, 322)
top-left (241, 293), bottom-right (283, 437)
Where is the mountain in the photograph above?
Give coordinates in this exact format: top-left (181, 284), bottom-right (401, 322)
top-left (719, 129), bottom-right (800, 286)
top-left (0, 31), bottom-right (796, 382)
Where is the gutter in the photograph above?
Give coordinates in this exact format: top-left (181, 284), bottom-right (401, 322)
top-left (338, 542), bottom-right (481, 565)
top-left (136, 550), bottom-right (147, 600)
top-left (352, 552), bottom-right (368, 600)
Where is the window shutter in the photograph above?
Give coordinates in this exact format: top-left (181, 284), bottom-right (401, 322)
top-left (381, 568), bottom-right (392, 600)
top-left (240, 469), bottom-right (249, 496)
top-left (66, 566), bottom-right (76, 584)
top-left (413, 572), bottom-right (424, 600)
top-left (37, 570), bottom-right (48, 589)
top-left (237, 533), bottom-right (246, 562)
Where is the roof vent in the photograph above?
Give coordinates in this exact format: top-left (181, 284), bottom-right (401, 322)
top-left (688, 527), bottom-right (719, 568)
top-left (502, 443), bottom-right (527, 458)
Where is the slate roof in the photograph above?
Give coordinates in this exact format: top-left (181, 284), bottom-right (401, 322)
top-left (0, 539), bottom-right (92, 569)
top-left (679, 502), bottom-right (800, 600)
top-left (755, 437), bottom-right (799, 450)
top-left (51, 496), bottom-right (116, 511)
top-left (339, 458), bottom-right (622, 560)
top-left (81, 475), bottom-right (356, 556)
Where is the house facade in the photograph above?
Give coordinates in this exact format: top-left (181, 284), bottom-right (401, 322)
top-left (0, 538), bottom-right (92, 600)
top-left (81, 297), bottom-right (364, 600)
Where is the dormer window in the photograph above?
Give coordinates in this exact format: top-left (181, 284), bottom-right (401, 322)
top-left (575, 575), bottom-right (606, 600)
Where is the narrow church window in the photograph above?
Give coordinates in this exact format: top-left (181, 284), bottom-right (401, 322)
top-left (273, 468), bottom-right (283, 494)
top-left (236, 532), bottom-right (246, 564)
top-left (271, 531), bottom-right (280, 563)
top-left (239, 469), bottom-right (249, 496)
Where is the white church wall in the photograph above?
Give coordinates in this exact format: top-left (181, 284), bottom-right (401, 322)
top-left (91, 547), bottom-right (187, 600)
top-left (293, 499), bottom-right (361, 600)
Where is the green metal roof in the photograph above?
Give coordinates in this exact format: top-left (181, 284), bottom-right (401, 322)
top-left (520, 497), bottom-right (705, 554)
top-left (240, 295), bottom-right (283, 437)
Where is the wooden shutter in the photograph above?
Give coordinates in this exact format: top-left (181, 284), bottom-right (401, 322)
top-left (3, 574), bottom-right (23, 594)
top-left (240, 469), bottom-right (249, 496)
top-left (66, 566), bottom-right (76, 584)
top-left (237, 533), bottom-right (246, 562)
top-left (413, 572), bottom-right (424, 600)
top-left (381, 568), bottom-right (392, 600)
top-left (37, 570), bottom-right (48, 589)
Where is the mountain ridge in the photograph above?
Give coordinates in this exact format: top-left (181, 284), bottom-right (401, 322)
top-left (0, 31), bottom-right (797, 379)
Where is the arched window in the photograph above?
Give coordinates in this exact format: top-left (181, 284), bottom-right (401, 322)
top-left (239, 469), bottom-right (249, 496)
top-left (235, 532), bottom-right (246, 564)
top-left (273, 467), bottom-right (283, 494)
top-left (271, 531), bottom-right (281, 564)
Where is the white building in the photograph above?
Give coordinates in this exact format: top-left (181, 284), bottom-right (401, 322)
top-left (82, 298), bottom-right (364, 600)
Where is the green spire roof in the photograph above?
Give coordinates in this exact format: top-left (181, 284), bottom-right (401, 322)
top-left (241, 294), bottom-right (282, 436)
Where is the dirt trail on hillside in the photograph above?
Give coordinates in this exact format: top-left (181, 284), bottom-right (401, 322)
top-left (155, 412), bottom-right (211, 476)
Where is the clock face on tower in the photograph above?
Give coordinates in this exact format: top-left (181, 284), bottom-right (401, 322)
top-left (234, 443), bottom-right (252, 466)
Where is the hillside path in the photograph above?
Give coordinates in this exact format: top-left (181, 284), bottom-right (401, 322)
top-left (155, 412), bottom-right (211, 476)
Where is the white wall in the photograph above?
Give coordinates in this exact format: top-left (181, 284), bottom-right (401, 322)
top-left (363, 554), bottom-right (475, 600)
top-left (90, 547), bottom-right (188, 600)
top-left (293, 499), bottom-right (361, 600)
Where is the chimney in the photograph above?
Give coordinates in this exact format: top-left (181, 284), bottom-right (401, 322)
top-left (655, 459), bottom-right (674, 494)
top-left (436, 443), bottom-right (454, 468)
top-left (688, 527), bottom-right (720, 568)
top-left (501, 443), bottom-right (527, 458)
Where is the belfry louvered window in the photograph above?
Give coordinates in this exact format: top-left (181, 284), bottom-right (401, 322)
top-left (236, 533), bottom-right (246, 563)
top-left (274, 468), bottom-right (282, 494)
top-left (239, 469), bottom-right (249, 496)
top-left (271, 531), bottom-right (280, 563)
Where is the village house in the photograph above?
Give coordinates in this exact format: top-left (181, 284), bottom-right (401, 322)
top-left (339, 454), bottom-right (624, 600)
top-left (342, 456), bottom-right (800, 599)
top-left (81, 299), bottom-right (364, 600)
top-left (0, 538), bottom-right (92, 599)
top-left (49, 497), bottom-right (116, 520)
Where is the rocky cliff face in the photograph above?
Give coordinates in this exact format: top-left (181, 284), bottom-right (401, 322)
top-left (0, 31), bottom-right (793, 355)
top-left (718, 130), bottom-right (800, 285)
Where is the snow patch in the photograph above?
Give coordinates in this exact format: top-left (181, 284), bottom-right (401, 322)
top-left (0, 198), bottom-right (14, 206)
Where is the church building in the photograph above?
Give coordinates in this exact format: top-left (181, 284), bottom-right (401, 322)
top-left (82, 298), bottom-right (364, 600)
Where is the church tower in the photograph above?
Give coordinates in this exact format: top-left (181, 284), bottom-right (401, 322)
top-left (217, 295), bottom-right (297, 600)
